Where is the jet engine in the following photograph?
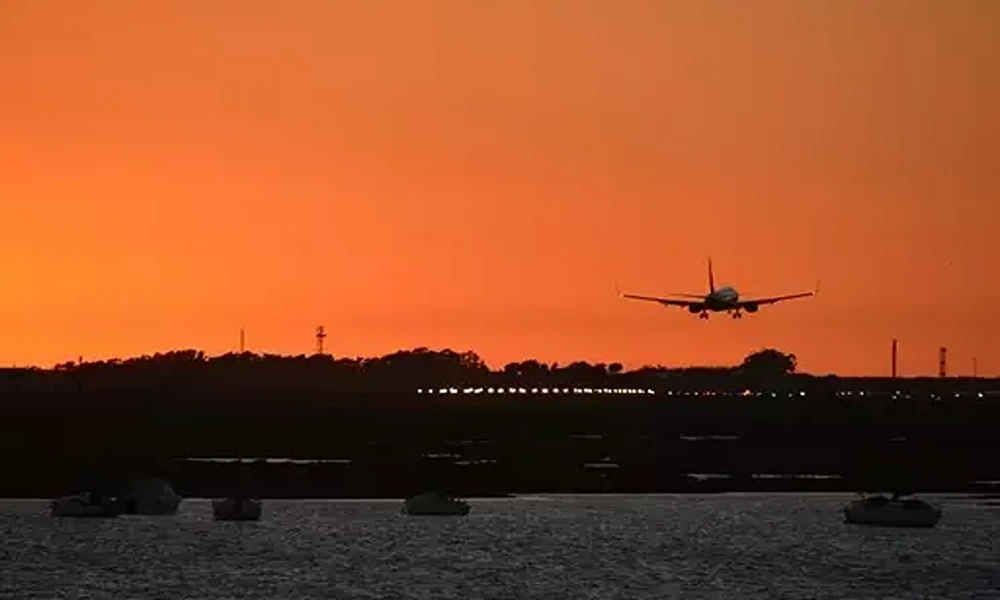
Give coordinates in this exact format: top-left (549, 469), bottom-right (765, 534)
top-left (743, 303), bottom-right (759, 313)
top-left (688, 305), bottom-right (702, 314)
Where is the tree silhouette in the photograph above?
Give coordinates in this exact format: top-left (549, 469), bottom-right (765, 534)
top-left (0, 345), bottom-right (831, 397)
top-left (740, 349), bottom-right (797, 377)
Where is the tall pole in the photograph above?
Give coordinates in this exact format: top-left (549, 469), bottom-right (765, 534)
top-left (938, 347), bottom-right (947, 378)
top-left (891, 339), bottom-right (898, 378)
top-left (239, 328), bottom-right (245, 353)
top-left (315, 326), bottom-right (327, 355)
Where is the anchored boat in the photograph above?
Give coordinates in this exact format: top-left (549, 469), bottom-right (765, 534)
top-left (842, 492), bottom-right (942, 528)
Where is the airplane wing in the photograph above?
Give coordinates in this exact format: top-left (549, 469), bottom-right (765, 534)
top-left (621, 293), bottom-right (703, 307)
top-left (738, 282), bottom-right (820, 307)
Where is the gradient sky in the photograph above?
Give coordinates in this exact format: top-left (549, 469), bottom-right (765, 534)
top-left (2, 1), bottom-right (998, 375)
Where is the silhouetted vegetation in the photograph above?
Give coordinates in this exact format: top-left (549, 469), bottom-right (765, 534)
top-left (5, 346), bottom-right (805, 393)
top-left (739, 348), bottom-right (797, 377)
top-left (1, 347), bottom-right (997, 498)
top-left (3, 345), bottom-right (985, 394)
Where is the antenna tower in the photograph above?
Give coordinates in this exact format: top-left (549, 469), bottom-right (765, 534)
top-left (315, 326), bottom-right (327, 355)
top-left (239, 328), bottom-right (246, 353)
top-left (938, 347), bottom-right (947, 378)
top-left (891, 339), bottom-right (898, 378)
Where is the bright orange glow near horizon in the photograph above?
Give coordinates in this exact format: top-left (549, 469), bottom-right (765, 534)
top-left (2, 1), bottom-right (998, 376)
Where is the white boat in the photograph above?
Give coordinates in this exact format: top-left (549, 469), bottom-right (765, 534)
top-left (50, 492), bottom-right (121, 518)
top-left (842, 492), bottom-right (942, 528)
top-left (212, 497), bottom-right (262, 521)
top-left (402, 492), bottom-right (470, 516)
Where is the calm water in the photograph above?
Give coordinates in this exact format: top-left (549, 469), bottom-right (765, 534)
top-left (1, 494), bottom-right (998, 599)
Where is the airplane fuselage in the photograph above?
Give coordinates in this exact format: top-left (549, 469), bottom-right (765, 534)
top-left (704, 286), bottom-right (739, 311)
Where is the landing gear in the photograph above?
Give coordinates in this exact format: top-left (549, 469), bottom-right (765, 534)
top-left (731, 310), bottom-right (743, 319)
top-left (699, 312), bottom-right (709, 320)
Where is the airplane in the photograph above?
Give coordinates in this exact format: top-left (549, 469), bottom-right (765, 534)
top-left (620, 258), bottom-right (818, 319)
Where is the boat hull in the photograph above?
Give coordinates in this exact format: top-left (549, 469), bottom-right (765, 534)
top-left (842, 502), bottom-right (941, 528)
top-left (212, 498), bottom-right (262, 521)
top-left (50, 495), bottom-right (122, 518)
top-left (402, 504), bottom-right (470, 516)
top-left (122, 477), bottom-right (181, 515)
top-left (402, 493), bottom-right (470, 516)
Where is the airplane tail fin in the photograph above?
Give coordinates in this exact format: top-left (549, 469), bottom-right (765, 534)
top-left (708, 258), bottom-right (716, 294)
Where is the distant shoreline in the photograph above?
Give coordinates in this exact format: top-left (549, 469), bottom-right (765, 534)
top-left (6, 482), bottom-right (999, 501)
top-left (5, 491), bottom-right (1000, 502)
top-left (4, 349), bottom-right (1000, 501)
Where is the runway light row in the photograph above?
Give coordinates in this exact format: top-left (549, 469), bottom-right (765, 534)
top-left (414, 388), bottom-right (991, 398)
top-left (416, 387), bottom-right (656, 395)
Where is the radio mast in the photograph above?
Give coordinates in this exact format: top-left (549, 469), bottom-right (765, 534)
top-left (315, 326), bottom-right (327, 355)
top-left (891, 338), bottom-right (898, 378)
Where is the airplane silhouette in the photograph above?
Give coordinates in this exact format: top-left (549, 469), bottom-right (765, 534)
top-left (621, 258), bottom-right (818, 319)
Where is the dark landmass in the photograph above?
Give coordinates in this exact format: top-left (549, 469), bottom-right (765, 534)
top-left (2, 347), bottom-right (998, 499)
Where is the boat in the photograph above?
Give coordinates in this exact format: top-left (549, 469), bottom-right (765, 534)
top-left (842, 492), bottom-right (942, 528)
top-left (212, 497), bottom-right (262, 521)
top-left (402, 491), bottom-right (470, 516)
top-left (50, 491), bottom-right (122, 518)
top-left (121, 476), bottom-right (181, 515)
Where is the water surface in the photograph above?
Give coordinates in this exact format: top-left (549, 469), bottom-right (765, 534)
top-left (2, 494), bottom-right (997, 599)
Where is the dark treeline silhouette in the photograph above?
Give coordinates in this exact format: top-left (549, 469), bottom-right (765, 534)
top-left (0, 346), bottom-right (990, 394)
top-left (1, 347), bottom-right (998, 498)
top-left (6, 347), bottom-right (799, 392)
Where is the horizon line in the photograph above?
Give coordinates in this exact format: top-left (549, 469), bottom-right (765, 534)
top-left (0, 346), bottom-right (992, 379)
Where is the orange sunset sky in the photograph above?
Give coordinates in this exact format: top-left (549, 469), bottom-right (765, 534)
top-left (1, 1), bottom-right (998, 376)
